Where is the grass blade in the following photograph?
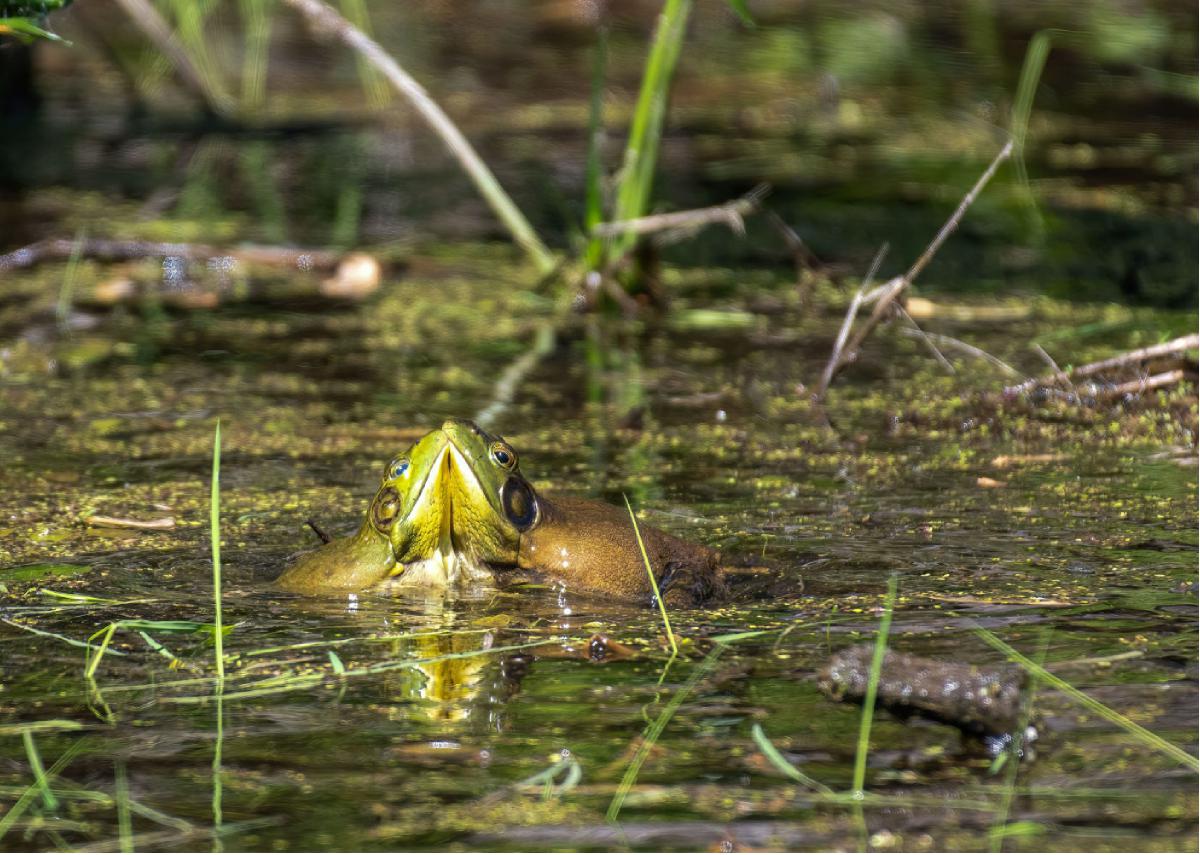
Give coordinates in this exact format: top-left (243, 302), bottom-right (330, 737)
top-left (1011, 30), bottom-right (1052, 234)
top-left (851, 573), bottom-right (899, 796)
top-left (0, 738), bottom-right (88, 842)
top-left (55, 227), bottom-right (86, 333)
top-left (21, 730), bottom-right (58, 811)
top-left (974, 626), bottom-right (1199, 772)
top-left (607, 642), bottom-right (725, 823)
top-left (623, 494), bottom-right (677, 655)
top-left (750, 723), bottom-right (835, 796)
top-left (611, 0), bottom-right (693, 258)
top-left (281, 0), bottom-right (555, 275)
top-left (211, 420), bottom-right (224, 681)
top-left (115, 761), bottom-right (133, 852)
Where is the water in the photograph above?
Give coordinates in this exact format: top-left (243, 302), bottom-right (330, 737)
top-left (1, 252), bottom-right (1195, 850)
top-left (1, 0), bottom-right (1197, 850)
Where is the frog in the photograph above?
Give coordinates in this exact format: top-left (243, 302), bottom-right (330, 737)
top-left (276, 419), bottom-right (727, 606)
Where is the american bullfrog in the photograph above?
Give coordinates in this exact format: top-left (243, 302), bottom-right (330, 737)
top-left (275, 419), bottom-right (727, 606)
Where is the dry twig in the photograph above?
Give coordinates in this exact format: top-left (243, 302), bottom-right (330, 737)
top-left (813, 140), bottom-right (1014, 401)
top-left (592, 184), bottom-right (770, 242)
top-left (1004, 334), bottom-right (1199, 395)
top-left (0, 238), bottom-right (341, 273)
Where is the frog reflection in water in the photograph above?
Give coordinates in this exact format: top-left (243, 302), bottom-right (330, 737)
top-left (275, 419), bottom-right (727, 606)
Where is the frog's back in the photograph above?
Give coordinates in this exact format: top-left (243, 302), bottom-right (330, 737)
top-left (519, 496), bottom-right (726, 606)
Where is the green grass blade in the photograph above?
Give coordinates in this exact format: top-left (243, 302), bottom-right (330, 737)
top-left (212, 689), bottom-right (224, 835)
top-left (1011, 30), bottom-right (1052, 235)
top-left (21, 730), bottom-right (58, 811)
top-left (211, 420), bottom-right (225, 681)
top-left (1, 616), bottom-right (129, 657)
top-left (988, 630), bottom-right (1049, 852)
top-left (611, 0), bottom-right (693, 257)
top-left (724, 0), bottom-right (755, 27)
top-left (852, 574), bottom-right (899, 794)
top-left (55, 227), bottom-right (86, 333)
top-left (0, 738), bottom-right (88, 842)
top-left (237, 0), bottom-right (271, 110)
top-left (607, 642), bottom-right (725, 823)
top-left (974, 627), bottom-right (1199, 772)
top-left (85, 622), bottom-right (120, 679)
top-left (115, 761), bottom-right (133, 852)
top-left (750, 723), bottom-right (835, 796)
top-left (338, 0), bottom-right (391, 108)
top-left (623, 494), bottom-right (677, 655)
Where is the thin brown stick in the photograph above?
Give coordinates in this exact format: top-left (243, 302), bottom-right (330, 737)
top-left (899, 329), bottom-right (1023, 378)
top-left (1032, 343), bottom-right (1075, 395)
top-left (896, 304), bottom-right (955, 374)
top-left (1004, 334), bottom-right (1200, 395)
top-left (815, 245), bottom-right (889, 398)
top-left (814, 141), bottom-right (1013, 400)
top-left (0, 238), bottom-right (341, 273)
top-left (1096, 369), bottom-right (1187, 400)
top-left (306, 520), bottom-right (333, 544)
top-left (592, 184), bottom-right (770, 240)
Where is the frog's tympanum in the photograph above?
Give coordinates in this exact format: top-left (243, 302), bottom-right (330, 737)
top-left (275, 419), bottom-right (727, 606)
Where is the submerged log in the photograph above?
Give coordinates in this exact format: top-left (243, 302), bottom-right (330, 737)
top-left (818, 643), bottom-right (1027, 739)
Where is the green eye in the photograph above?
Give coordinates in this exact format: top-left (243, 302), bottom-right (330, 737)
top-left (388, 458), bottom-right (410, 479)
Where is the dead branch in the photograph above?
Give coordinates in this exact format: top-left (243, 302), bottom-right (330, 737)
top-left (896, 303), bottom-right (955, 374)
top-left (899, 328), bottom-right (1023, 378)
top-left (813, 140), bottom-right (1013, 401)
top-left (1098, 369), bottom-right (1188, 400)
top-left (0, 238), bottom-right (342, 273)
top-left (816, 244), bottom-right (888, 396)
top-left (591, 184), bottom-right (770, 241)
top-left (1004, 334), bottom-right (1200, 395)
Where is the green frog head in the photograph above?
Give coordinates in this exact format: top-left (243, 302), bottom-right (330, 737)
top-left (378, 418), bottom-right (541, 576)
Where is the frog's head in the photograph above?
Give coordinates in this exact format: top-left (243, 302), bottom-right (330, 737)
top-left (369, 418), bottom-right (540, 568)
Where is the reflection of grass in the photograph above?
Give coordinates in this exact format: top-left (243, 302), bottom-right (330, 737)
top-left (975, 626), bottom-right (1200, 772)
top-left (607, 641), bottom-right (726, 824)
top-left (0, 737), bottom-right (88, 842)
top-left (750, 722), bottom-right (835, 796)
top-left (987, 630), bottom-right (1049, 852)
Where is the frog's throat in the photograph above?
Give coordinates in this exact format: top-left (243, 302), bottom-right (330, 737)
top-left (394, 432), bottom-right (495, 586)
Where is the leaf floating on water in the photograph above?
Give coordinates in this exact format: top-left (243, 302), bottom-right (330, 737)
top-left (85, 515), bottom-right (176, 530)
top-left (0, 563), bottom-right (91, 583)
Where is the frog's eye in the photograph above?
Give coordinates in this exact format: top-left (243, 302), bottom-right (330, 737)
top-left (500, 477), bottom-right (538, 531)
top-left (387, 458), bottom-right (410, 480)
top-left (490, 442), bottom-right (517, 470)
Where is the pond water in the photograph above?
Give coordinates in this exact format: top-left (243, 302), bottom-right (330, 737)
top-left (1, 0), bottom-right (1198, 851)
top-left (1, 251), bottom-right (1196, 851)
